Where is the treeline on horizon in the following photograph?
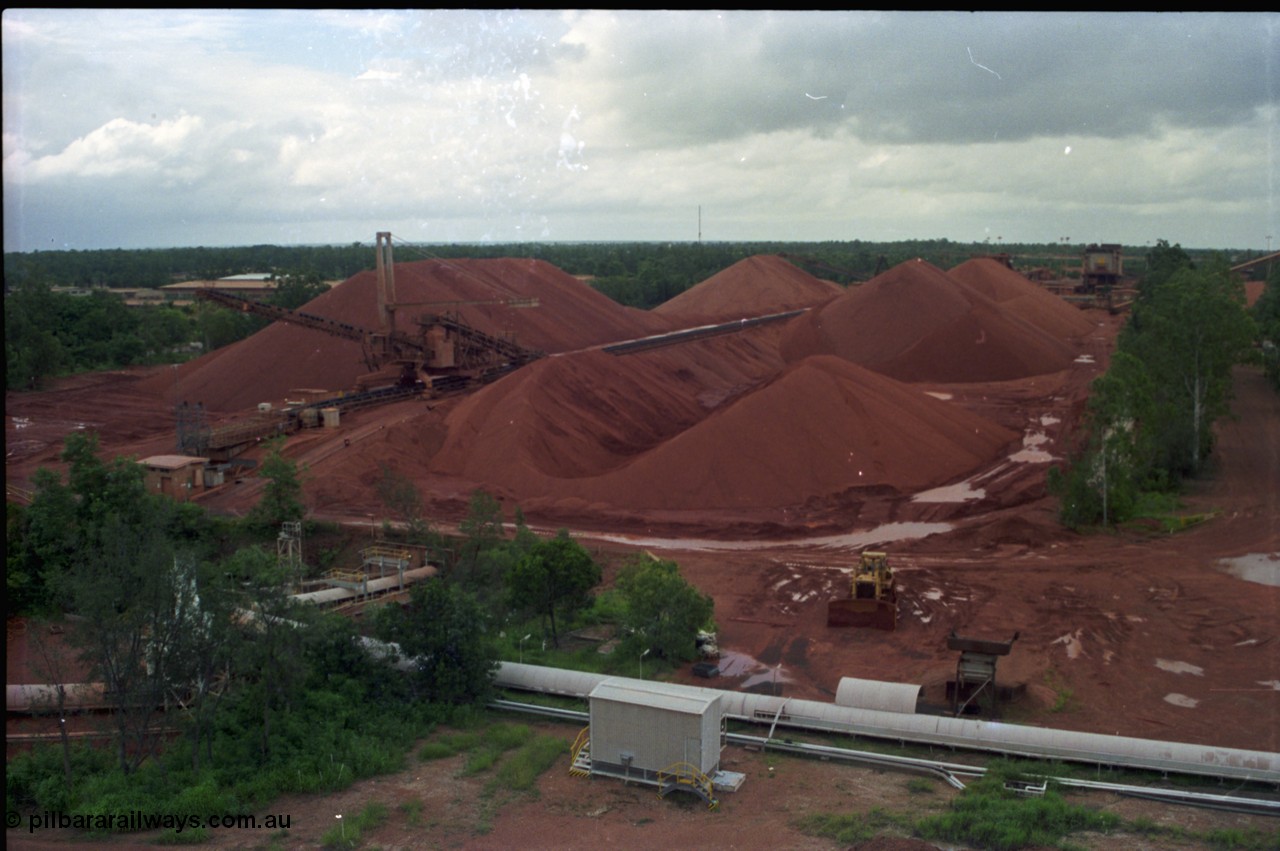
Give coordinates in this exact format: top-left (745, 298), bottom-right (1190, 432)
top-left (4, 238), bottom-right (1264, 307)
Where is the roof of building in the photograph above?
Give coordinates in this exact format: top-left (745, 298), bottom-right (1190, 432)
top-left (140, 455), bottom-right (208, 469)
top-left (161, 279), bottom-right (277, 291)
top-left (590, 678), bottom-right (721, 715)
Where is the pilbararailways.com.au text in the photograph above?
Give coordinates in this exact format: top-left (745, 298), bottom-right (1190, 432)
top-left (14, 810), bottom-right (291, 834)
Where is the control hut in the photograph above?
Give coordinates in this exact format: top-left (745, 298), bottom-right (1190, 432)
top-left (583, 679), bottom-right (725, 788)
top-left (140, 455), bottom-right (208, 502)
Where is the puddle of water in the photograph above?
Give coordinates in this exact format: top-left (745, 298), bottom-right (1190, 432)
top-left (1218, 553), bottom-right (1280, 587)
top-left (913, 481), bottom-right (985, 503)
top-left (715, 650), bottom-right (760, 678)
top-left (716, 650), bottom-right (795, 691)
top-left (592, 521), bottom-right (952, 553)
top-left (1008, 427), bottom-right (1057, 463)
top-left (1155, 659), bottom-right (1204, 676)
top-left (1164, 693), bottom-right (1198, 708)
top-left (1053, 630), bottom-right (1084, 660)
top-left (924, 391), bottom-right (952, 401)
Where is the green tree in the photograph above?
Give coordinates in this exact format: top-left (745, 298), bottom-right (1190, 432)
top-left (224, 545), bottom-right (311, 762)
top-left (1253, 264), bottom-right (1280, 391)
top-left (1138, 238), bottom-right (1193, 300)
top-left (373, 581), bottom-right (498, 705)
top-left (505, 530), bottom-right (601, 648)
top-left (37, 433), bottom-right (210, 774)
top-left (271, 271), bottom-right (328, 310)
top-left (615, 555), bottom-right (714, 664)
top-left (1054, 350), bottom-right (1158, 527)
top-left (375, 462), bottom-right (440, 545)
top-left (1123, 261), bottom-right (1255, 475)
top-left (453, 489), bottom-right (506, 590)
top-left (4, 282), bottom-right (69, 389)
top-left (250, 438), bottom-right (305, 531)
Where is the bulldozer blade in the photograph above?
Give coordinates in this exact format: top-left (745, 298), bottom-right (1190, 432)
top-left (827, 598), bottom-right (897, 630)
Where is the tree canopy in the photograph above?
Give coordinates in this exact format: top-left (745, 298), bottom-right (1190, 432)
top-left (1050, 253), bottom-right (1256, 528)
top-left (505, 530), bottom-right (601, 648)
top-left (614, 555), bottom-right (714, 664)
top-left (374, 581), bottom-right (498, 705)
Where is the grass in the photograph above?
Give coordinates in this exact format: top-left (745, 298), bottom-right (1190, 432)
top-left (1120, 490), bottom-right (1220, 535)
top-left (489, 734), bottom-right (566, 793)
top-left (794, 807), bottom-right (911, 845)
top-left (905, 777), bottom-right (936, 795)
top-left (320, 801), bottom-right (389, 850)
top-left (1043, 669), bottom-right (1079, 714)
top-left (416, 720), bottom-right (567, 797)
top-left (794, 756), bottom-right (1280, 851)
top-left (397, 798), bottom-right (423, 828)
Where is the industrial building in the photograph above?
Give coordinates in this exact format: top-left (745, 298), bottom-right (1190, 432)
top-left (569, 678), bottom-right (735, 808)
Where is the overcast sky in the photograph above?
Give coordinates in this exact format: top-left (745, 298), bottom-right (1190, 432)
top-left (3, 10), bottom-right (1277, 253)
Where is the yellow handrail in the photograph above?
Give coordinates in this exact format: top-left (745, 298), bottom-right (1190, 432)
top-left (568, 726), bottom-right (590, 776)
top-left (657, 761), bottom-right (718, 810)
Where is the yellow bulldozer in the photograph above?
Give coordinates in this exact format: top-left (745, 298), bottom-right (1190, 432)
top-left (827, 550), bottom-right (898, 630)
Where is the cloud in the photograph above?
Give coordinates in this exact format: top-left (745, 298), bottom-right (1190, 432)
top-left (554, 11), bottom-right (1277, 148)
top-left (2, 10), bottom-right (1276, 251)
top-left (15, 114), bottom-right (204, 180)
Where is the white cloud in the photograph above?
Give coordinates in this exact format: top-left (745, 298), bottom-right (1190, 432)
top-left (14, 114), bottom-right (203, 180)
top-left (2, 10), bottom-right (1277, 251)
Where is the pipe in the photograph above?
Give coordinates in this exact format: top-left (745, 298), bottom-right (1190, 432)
top-left (7, 683), bottom-right (109, 714)
top-left (493, 662), bottom-right (1280, 785)
top-left (289, 564), bottom-right (436, 606)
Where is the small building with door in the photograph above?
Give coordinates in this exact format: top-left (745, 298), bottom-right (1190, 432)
top-left (140, 454), bottom-right (208, 502)
top-left (585, 679), bottom-right (724, 784)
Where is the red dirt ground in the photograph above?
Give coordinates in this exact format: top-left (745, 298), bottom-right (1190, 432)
top-left (6, 255), bottom-right (1278, 849)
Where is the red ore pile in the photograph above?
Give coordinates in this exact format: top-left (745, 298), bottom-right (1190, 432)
top-left (136, 258), bottom-right (671, 413)
top-left (778, 259), bottom-right (1078, 383)
top-left (948, 257), bottom-right (1096, 341)
top-left (653, 254), bottom-right (843, 323)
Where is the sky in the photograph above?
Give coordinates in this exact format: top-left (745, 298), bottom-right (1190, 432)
top-left (3, 10), bottom-right (1278, 253)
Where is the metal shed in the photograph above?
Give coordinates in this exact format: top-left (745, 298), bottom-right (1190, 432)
top-left (585, 679), bottom-right (724, 784)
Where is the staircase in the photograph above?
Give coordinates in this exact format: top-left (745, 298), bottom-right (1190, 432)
top-left (657, 762), bottom-right (719, 811)
top-left (569, 727), bottom-right (591, 777)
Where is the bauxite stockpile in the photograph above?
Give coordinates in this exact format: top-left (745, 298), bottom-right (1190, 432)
top-left (138, 258), bottom-right (672, 413)
top-left (424, 342), bottom-right (1016, 514)
top-left (948, 257), bottom-right (1095, 341)
top-left (564, 354), bottom-right (1018, 511)
top-left (779, 259), bottom-right (1077, 383)
top-left (653, 254), bottom-right (843, 322)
